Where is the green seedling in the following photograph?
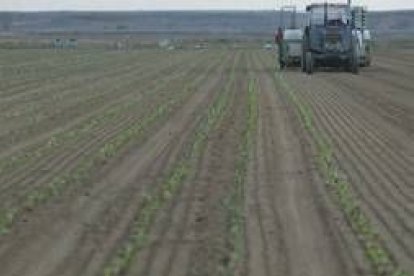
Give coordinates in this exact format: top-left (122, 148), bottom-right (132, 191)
top-left (103, 53), bottom-right (240, 276)
top-left (0, 52), bottom-right (226, 237)
top-left (272, 67), bottom-right (407, 276)
top-left (223, 75), bottom-right (258, 275)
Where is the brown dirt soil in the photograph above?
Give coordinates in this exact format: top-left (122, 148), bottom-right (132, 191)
top-left (0, 52), bottom-right (198, 152)
top-left (0, 51), bottom-right (229, 276)
top-left (0, 52), bottom-right (216, 210)
top-left (124, 51), bottom-right (247, 276)
top-left (275, 49), bottom-right (414, 274)
top-left (243, 53), bottom-right (370, 276)
top-left (0, 48), bottom-right (412, 276)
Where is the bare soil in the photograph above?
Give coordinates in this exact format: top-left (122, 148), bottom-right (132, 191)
top-left (0, 48), bottom-right (412, 276)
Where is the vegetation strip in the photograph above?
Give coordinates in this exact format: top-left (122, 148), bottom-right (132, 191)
top-left (0, 51), bottom-right (211, 176)
top-left (0, 53), bottom-right (223, 236)
top-left (0, 51), bottom-right (132, 97)
top-left (223, 76), bottom-right (258, 275)
top-left (0, 53), bottom-right (214, 209)
top-left (272, 69), bottom-right (408, 276)
top-left (1, 51), bottom-right (189, 109)
top-left (0, 101), bottom-right (172, 235)
top-left (0, 52), bottom-right (200, 149)
top-left (102, 54), bottom-right (240, 276)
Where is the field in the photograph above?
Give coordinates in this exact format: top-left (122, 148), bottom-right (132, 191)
top-left (0, 46), bottom-right (413, 276)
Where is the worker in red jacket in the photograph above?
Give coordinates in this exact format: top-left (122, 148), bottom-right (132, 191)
top-left (275, 27), bottom-right (286, 69)
top-left (275, 27), bottom-right (284, 44)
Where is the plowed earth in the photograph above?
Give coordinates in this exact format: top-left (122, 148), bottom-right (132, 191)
top-left (0, 48), bottom-right (412, 276)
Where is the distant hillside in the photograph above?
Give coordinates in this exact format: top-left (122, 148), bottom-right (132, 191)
top-left (1, 11), bottom-right (413, 38)
top-left (368, 10), bottom-right (414, 35)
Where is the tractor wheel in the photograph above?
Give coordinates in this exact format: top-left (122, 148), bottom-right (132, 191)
top-left (360, 59), bottom-right (366, 68)
top-left (280, 60), bottom-right (286, 70)
top-left (365, 46), bottom-right (372, 67)
top-left (365, 54), bottom-right (372, 67)
top-left (301, 36), bottom-right (308, 73)
top-left (350, 39), bottom-right (360, 74)
top-left (351, 50), bottom-right (359, 74)
top-left (301, 51), bottom-right (306, 72)
top-left (305, 52), bottom-right (313, 75)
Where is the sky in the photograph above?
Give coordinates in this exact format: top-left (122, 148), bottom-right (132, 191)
top-left (1, 0), bottom-right (413, 11)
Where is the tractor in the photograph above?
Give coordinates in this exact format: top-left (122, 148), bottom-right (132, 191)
top-left (302, 2), bottom-right (360, 74)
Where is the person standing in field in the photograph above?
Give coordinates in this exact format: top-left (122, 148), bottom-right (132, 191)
top-left (275, 27), bottom-right (286, 69)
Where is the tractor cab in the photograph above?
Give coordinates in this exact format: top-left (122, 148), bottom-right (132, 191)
top-left (302, 3), bottom-right (359, 74)
top-left (307, 4), bottom-right (349, 27)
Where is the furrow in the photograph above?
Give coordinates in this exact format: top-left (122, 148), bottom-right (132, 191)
top-left (287, 76), bottom-right (414, 266)
top-left (0, 52), bottom-right (199, 149)
top-left (294, 78), bottom-right (414, 207)
top-left (0, 52), bottom-right (212, 197)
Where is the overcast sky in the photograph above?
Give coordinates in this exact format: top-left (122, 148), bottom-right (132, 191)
top-left (1, 0), bottom-right (413, 11)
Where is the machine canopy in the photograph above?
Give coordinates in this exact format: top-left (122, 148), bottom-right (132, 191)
top-left (309, 5), bottom-right (349, 26)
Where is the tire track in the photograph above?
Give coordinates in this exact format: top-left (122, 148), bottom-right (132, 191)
top-left (258, 64), bottom-right (344, 276)
top-left (250, 51), bottom-right (371, 276)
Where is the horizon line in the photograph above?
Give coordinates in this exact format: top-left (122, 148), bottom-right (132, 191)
top-left (2, 8), bottom-right (413, 12)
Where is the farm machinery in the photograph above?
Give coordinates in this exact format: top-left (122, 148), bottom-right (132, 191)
top-left (276, 6), bottom-right (303, 69)
top-left (302, 1), bottom-right (360, 74)
top-left (275, 0), bottom-right (372, 73)
top-left (352, 6), bottom-right (372, 67)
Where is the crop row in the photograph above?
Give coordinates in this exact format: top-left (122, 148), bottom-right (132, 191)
top-left (0, 53), bottom-right (200, 152)
top-left (0, 51), bottom-right (211, 171)
top-left (223, 74), bottom-right (258, 275)
top-left (0, 52), bottom-right (224, 235)
top-left (102, 52), bottom-right (241, 276)
top-left (0, 50), bottom-right (119, 92)
top-left (273, 69), bottom-right (408, 276)
top-left (1, 50), bottom-right (183, 102)
top-left (0, 52), bottom-right (214, 183)
top-left (0, 51), bottom-right (194, 124)
top-left (0, 50), bottom-right (141, 89)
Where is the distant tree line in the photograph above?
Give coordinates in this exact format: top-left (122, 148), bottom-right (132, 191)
top-left (0, 12), bottom-right (13, 32)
